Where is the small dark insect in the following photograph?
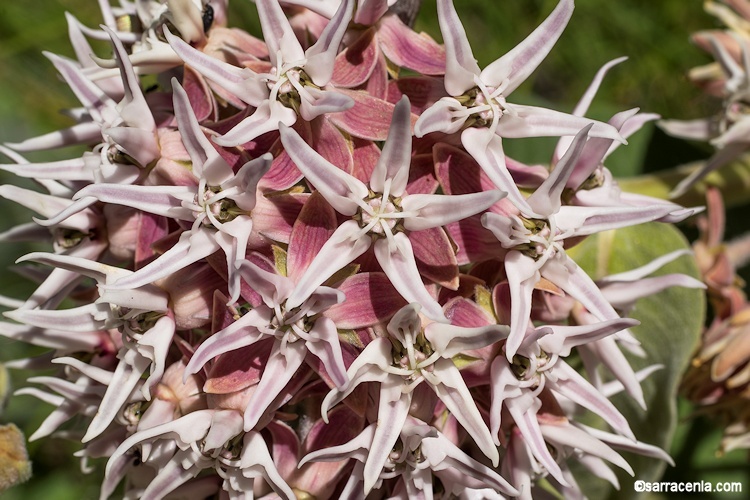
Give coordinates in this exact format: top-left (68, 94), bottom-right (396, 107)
top-left (202, 3), bottom-right (214, 33)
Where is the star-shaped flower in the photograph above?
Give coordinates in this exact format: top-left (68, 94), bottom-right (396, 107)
top-left (280, 96), bottom-right (505, 321)
top-left (321, 303), bottom-right (510, 482)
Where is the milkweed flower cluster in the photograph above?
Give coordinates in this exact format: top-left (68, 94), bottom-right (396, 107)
top-left (660, 0), bottom-right (750, 196)
top-left (682, 187), bottom-right (750, 453)
top-left (0, 0), bottom-right (704, 498)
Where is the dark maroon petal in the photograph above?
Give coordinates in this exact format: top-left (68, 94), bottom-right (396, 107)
top-left (205, 252), bottom-right (262, 307)
top-left (204, 339), bottom-right (274, 394)
top-left (387, 76), bottom-right (448, 114)
top-left (293, 406), bottom-right (365, 498)
top-left (410, 227), bottom-right (459, 290)
top-left (438, 273), bottom-right (487, 304)
top-left (325, 272), bottom-right (407, 329)
top-left (211, 290), bottom-right (239, 334)
top-left (362, 53), bottom-right (388, 100)
top-left (265, 420), bottom-right (300, 478)
top-left (135, 212), bottom-right (169, 270)
top-left (406, 153), bottom-right (439, 195)
top-left (444, 296), bottom-right (494, 327)
top-left (182, 67), bottom-right (216, 122)
top-left (331, 28), bottom-right (379, 88)
top-left (328, 89), bottom-right (412, 141)
top-left (262, 122), bottom-right (309, 191)
top-left (251, 192), bottom-right (308, 247)
top-left (444, 216), bottom-right (506, 265)
top-left (434, 142), bottom-right (494, 195)
top-left (287, 192), bottom-right (338, 283)
top-left (351, 137), bottom-right (380, 183)
top-left (378, 14), bottom-right (446, 75)
top-left (313, 116), bottom-right (353, 174)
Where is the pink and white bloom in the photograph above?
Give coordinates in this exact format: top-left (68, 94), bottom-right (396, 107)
top-left (481, 126), bottom-right (693, 359)
top-left (301, 416), bottom-right (519, 498)
top-left (68, 80), bottom-right (271, 303)
top-left (166, 0), bottom-right (355, 146)
top-left (321, 303), bottom-right (510, 482)
top-left (415, 0), bottom-right (622, 212)
top-left (280, 96), bottom-right (505, 321)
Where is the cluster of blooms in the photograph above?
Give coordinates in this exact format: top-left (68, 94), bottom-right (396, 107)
top-left (0, 0), bottom-right (706, 498)
top-left (683, 187), bottom-right (750, 453)
top-left (660, 0), bottom-right (750, 196)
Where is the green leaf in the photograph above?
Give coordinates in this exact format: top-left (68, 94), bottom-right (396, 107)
top-left (566, 223), bottom-right (705, 499)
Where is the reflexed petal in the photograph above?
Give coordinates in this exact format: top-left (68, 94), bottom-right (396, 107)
top-left (481, 0), bottom-right (574, 94)
top-left (436, 0), bottom-right (481, 95)
top-left (185, 306), bottom-right (272, 377)
top-left (171, 79), bottom-right (234, 185)
top-left (374, 234), bottom-right (447, 323)
top-left (256, 0), bottom-right (305, 68)
top-left (279, 124), bottom-right (368, 216)
top-left (371, 96), bottom-right (413, 198)
top-left (409, 226), bottom-right (459, 289)
top-left (504, 251), bottom-right (541, 359)
top-left (287, 192), bottom-right (338, 283)
top-left (401, 190), bottom-right (506, 231)
top-left (286, 221), bottom-right (371, 310)
top-left (423, 358), bottom-right (499, 465)
top-left (325, 272), bottom-right (406, 329)
top-left (166, 29), bottom-right (267, 107)
top-left (306, 316), bottom-right (348, 387)
top-left (364, 379), bottom-right (411, 493)
top-left (332, 28), bottom-right (379, 88)
top-left (244, 339), bottom-right (307, 430)
top-left (328, 89), bottom-right (402, 141)
top-left (214, 101), bottom-right (297, 147)
top-left (425, 323), bottom-right (509, 358)
top-left (305, 0), bottom-right (354, 86)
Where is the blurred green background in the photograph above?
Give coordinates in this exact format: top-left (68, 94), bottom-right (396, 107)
top-left (1, 1), bottom-right (747, 498)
